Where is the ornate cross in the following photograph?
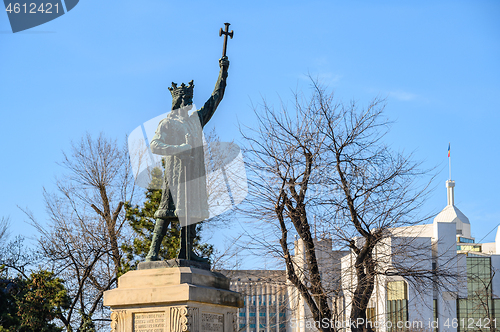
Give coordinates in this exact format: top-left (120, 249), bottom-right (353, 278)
top-left (219, 22), bottom-right (234, 58)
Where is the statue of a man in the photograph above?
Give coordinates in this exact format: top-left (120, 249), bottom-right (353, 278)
top-left (145, 56), bottom-right (229, 262)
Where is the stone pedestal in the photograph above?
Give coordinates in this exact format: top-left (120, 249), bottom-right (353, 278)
top-left (104, 260), bottom-right (243, 332)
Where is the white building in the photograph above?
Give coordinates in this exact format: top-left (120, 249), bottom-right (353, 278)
top-left (341, 179), bottom-right (500, 332)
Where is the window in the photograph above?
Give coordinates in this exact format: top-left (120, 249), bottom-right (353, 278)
top-left (387, 281), bottom-right (407, 301)
top-left (386, 281), bottom-right (408, 332)
top-left (366, 307), bottom-right (376, 331)
top-left (457, 245), bottom-right (481, 252)
top-left (457, 257), bottom-right (495, 332)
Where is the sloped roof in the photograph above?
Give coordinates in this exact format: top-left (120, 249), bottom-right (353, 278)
top-left (434, 205), bottom-right (470, 224)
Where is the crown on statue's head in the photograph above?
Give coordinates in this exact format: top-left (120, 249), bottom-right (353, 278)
top-left (168, 80), bottom-right (194, 98)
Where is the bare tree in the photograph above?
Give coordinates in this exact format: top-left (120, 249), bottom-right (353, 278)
top-left (0, 217), bottom-right (9, 245)
top-left (0, 217), bottom-right (38, 280)
top-left (241, 85), bottom-right (343, 332)
top-left (241, 81), bottom-right (451, 332)
top-left (25, 133), bottom-right (135, 331)
top-left (316, 93), bottom-right (436, 332)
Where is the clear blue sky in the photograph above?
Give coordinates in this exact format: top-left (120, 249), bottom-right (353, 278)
top-left (1, 1), bottom-right (499, 255)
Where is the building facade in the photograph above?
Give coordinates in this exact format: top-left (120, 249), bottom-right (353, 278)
top-left (224, 180), bottom-right (500, 332)
top-left (221, 270), bottom-right (288, 332)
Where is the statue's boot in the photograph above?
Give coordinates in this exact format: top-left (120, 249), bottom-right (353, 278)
top-left (145, 218), bottom-right (168, 262)
top-left (178, 224), bottom-right (209, 263)
top-left (189, 251), bottom-right (210, 263)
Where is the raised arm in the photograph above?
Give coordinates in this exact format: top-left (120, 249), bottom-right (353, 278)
top-left (195, 57), bottom-right (230, 127)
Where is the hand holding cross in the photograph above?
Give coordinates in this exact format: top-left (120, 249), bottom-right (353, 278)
top-left (219, 22), bottom-right (234, 58)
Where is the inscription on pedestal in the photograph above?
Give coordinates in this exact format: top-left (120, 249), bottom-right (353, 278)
top-left (133, 312), bottom-right (165, 332)
top-left (201, 313), bottom-right (224, 332)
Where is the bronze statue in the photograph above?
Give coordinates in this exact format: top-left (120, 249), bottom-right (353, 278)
top-left (145, 27), bottom-right (232, 262)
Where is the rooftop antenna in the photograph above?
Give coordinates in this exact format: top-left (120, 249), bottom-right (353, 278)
top-left (446, 143), bottom-right (455, 206)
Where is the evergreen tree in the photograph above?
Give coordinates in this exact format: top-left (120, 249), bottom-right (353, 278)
top-left (0, 267), bottom-right (19, 331)
top-left (77, 310), bottom-right (96, 332)
top-left (0, 268), bottom-right (70, 332)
